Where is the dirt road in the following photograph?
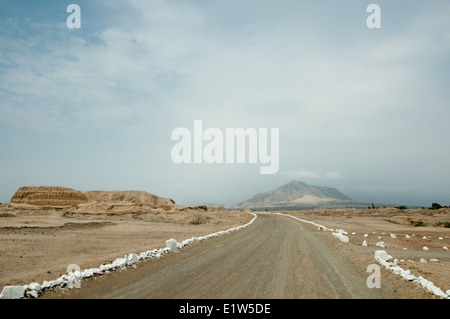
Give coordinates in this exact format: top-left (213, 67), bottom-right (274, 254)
top-left (41, 214), bottom-right (411, 299)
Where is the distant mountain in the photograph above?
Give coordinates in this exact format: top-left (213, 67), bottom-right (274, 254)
top-left (234, 180), bottom-right (369, 210)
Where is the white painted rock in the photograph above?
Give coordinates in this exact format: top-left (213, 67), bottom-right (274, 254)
top-left (139, 252), bottom-right (148, 259)
top-left (405, 234), bottom-right (410, 239)
top-left (390, 234), bottom-right (397, 238)
top-left (100, 264), bottom-right (113, 272)
top-left (0, 286), bottom-right (25, 299)
top-left (443, 247), bottom-right (448, 251)
top-left (374, 250), bottom-right (393, 262)
top-left (42, 281), bottom-right (51, 289)
top-left (416, 276), bottom-right (446, 298)
top-left (27, 282), bottom-right (42, 292)
top-left (332, 232), bottom-right (349, 244)
top-left (334, 229), bottom-right (348, 235)
top-left (362, 240), bottom-right (367, 247)
top-left (82, 269), bottom-right (94, 278)
top-left (376, 241), bottom-right (386, 248)
top-left (166, 238), bottom-right (180, 252)
top-left (429, 258), bottom-right (439, 262)
top-left (26, 290), bottom-right (39, 298)
top-left (364, 234), bottom-right (369, 238)
top-left (112, 255), bottom-right (128, 268)
top-left (423, 246), bottom-right (429, 251)
top-left (71, 271), bottom-right (82, 281)
top-left (420, 258), bottom-right (428, 263)
top-left (127, 253), bottom-right (138, 265)
top-left (404, 274), bottom-right (416, 281)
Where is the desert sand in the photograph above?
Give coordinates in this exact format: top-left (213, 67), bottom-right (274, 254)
top-left (0, 187), bottom-right (449, 298)
top-left (0, 187), bottom-right (252, 291)
top-left (282, 208), bottom-right (450, 295)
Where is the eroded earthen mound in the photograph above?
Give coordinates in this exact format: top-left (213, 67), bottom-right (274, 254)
top-left (9, 186), bottom-right (178, 212)
top-left (83, 190), bottom-right (175, 206)
top-left (10, 186), bottom-right (88, 207)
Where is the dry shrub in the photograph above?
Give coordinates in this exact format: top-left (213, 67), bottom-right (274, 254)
top-left (159, 205), bottom-right (172, 211)
top-left (189, 213), bottom-right (210, 225)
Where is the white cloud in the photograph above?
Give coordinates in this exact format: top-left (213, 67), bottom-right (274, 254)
top-left (0, 1), bottom-right (449, 206)
top-left (324, 171), bottom-right (343, 179)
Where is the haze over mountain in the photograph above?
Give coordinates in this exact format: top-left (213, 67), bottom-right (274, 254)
top-left (234, 181), bottom-right (370, 210)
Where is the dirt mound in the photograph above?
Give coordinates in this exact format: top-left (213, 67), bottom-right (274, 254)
top-left (10, 186), bottom-right (88, 207)
top-left (9, 187), bottom-right (177, 210)
top-left (82, 190), bottom-right (175, 206)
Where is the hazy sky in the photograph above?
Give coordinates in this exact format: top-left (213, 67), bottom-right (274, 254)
top-left (1, 1), bottom-right (449, 206)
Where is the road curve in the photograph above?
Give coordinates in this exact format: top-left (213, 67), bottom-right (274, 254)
top-left (42, 213), bottom-right (385, 299)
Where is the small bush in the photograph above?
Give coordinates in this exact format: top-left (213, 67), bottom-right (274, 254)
top-left (430, 203), bottom-right (443, 210)
top-left (434, 222), bottom-right (450, 228)
top-left (411, 220), bottom-right (426, 227)
top-left (189, 213), bottom-right (209, 225)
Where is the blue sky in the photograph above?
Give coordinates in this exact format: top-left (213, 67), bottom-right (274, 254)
top-left (1, 1), bottom-right (449, 206)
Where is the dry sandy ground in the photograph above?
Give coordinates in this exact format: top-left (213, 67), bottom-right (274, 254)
top-left (0, 204), bottom-right (252, 290)
top-left (41, 214), bottom-right (410, 299)
top-left (282, 208), bottom-right (450, 297)
top-left (1, 205), bottom-right (449, 298)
